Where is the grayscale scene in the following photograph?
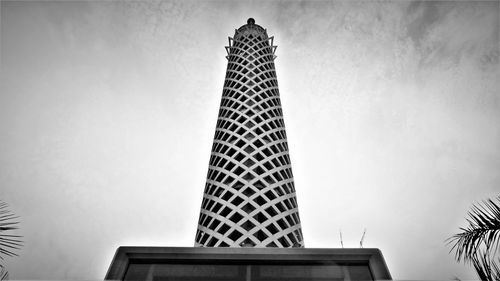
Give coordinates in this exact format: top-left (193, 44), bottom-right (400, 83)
top-left (1, 1), bottom-right (499, 280)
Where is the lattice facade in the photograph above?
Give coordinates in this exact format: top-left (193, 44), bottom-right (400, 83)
top-left (195, 19), bottom-right (304, 248)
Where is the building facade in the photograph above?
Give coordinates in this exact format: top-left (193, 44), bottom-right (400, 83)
top-left (194, 18), bottom-right (304, 248)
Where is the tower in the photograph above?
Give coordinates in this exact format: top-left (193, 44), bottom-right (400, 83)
top-left (106, 18), bottom-right (392, 281)
top-left (195, 18), bottom-right (304, 248)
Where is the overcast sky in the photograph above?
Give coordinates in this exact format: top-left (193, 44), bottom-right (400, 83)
top-left (1, 0), bottom-right (499, 280)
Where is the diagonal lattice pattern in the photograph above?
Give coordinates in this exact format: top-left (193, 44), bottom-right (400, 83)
top-left (195, 19), bottom-right (304, 248)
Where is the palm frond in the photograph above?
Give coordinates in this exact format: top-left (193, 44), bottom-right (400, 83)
top-left (0, 201), bottom-right (23, 259)
top-left (447, 196), bottom-right (500, 281)
top-left (0, 264), bottom-right (8, 281)
top-left (471, 250), bottom-right (500, 281)
top-left (447, 197), bottom-right (500, 263)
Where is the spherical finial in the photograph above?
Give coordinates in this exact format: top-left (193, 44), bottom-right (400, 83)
top-left (247, 18), bottom-right (255, 25)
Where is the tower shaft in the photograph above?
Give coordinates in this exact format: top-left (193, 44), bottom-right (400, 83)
top-left (195, 19), bottom-right (304, 248)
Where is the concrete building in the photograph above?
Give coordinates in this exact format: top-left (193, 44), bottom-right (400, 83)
top-left (194, 18), bottom-right (304, 248)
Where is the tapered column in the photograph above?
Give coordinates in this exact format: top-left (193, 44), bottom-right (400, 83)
top-left (195, 19), bottom-right (304, 248)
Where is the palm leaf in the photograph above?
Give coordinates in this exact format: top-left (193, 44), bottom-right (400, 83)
top-left (0, 264), bottom-right (8, 281)
top-left (0, 202), bottom-right (23, 259)
top-left (471, 250), bottom-right (500, 281)
top-left (0, 200), bottom-right (23, 280)
top-left (447, 196), bottom-right (500, 281)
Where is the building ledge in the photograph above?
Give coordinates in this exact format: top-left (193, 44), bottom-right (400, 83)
top-left (106, 246), bottom-right (392, 280)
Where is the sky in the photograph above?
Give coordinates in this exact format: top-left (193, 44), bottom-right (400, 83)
top-left (0, 0), bottom-right (499, 280)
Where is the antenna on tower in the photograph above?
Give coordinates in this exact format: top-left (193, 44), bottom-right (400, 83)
top-left (360, 228), bottom-right (367, 248)
top-left (339, 229), bottom-right (344, 248)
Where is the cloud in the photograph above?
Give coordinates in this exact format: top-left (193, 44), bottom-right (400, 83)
top-left (404, 1), bottom-right (499, 69)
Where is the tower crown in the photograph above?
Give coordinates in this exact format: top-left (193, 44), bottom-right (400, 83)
top-left (235, 18), bottom-right (268, 40)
